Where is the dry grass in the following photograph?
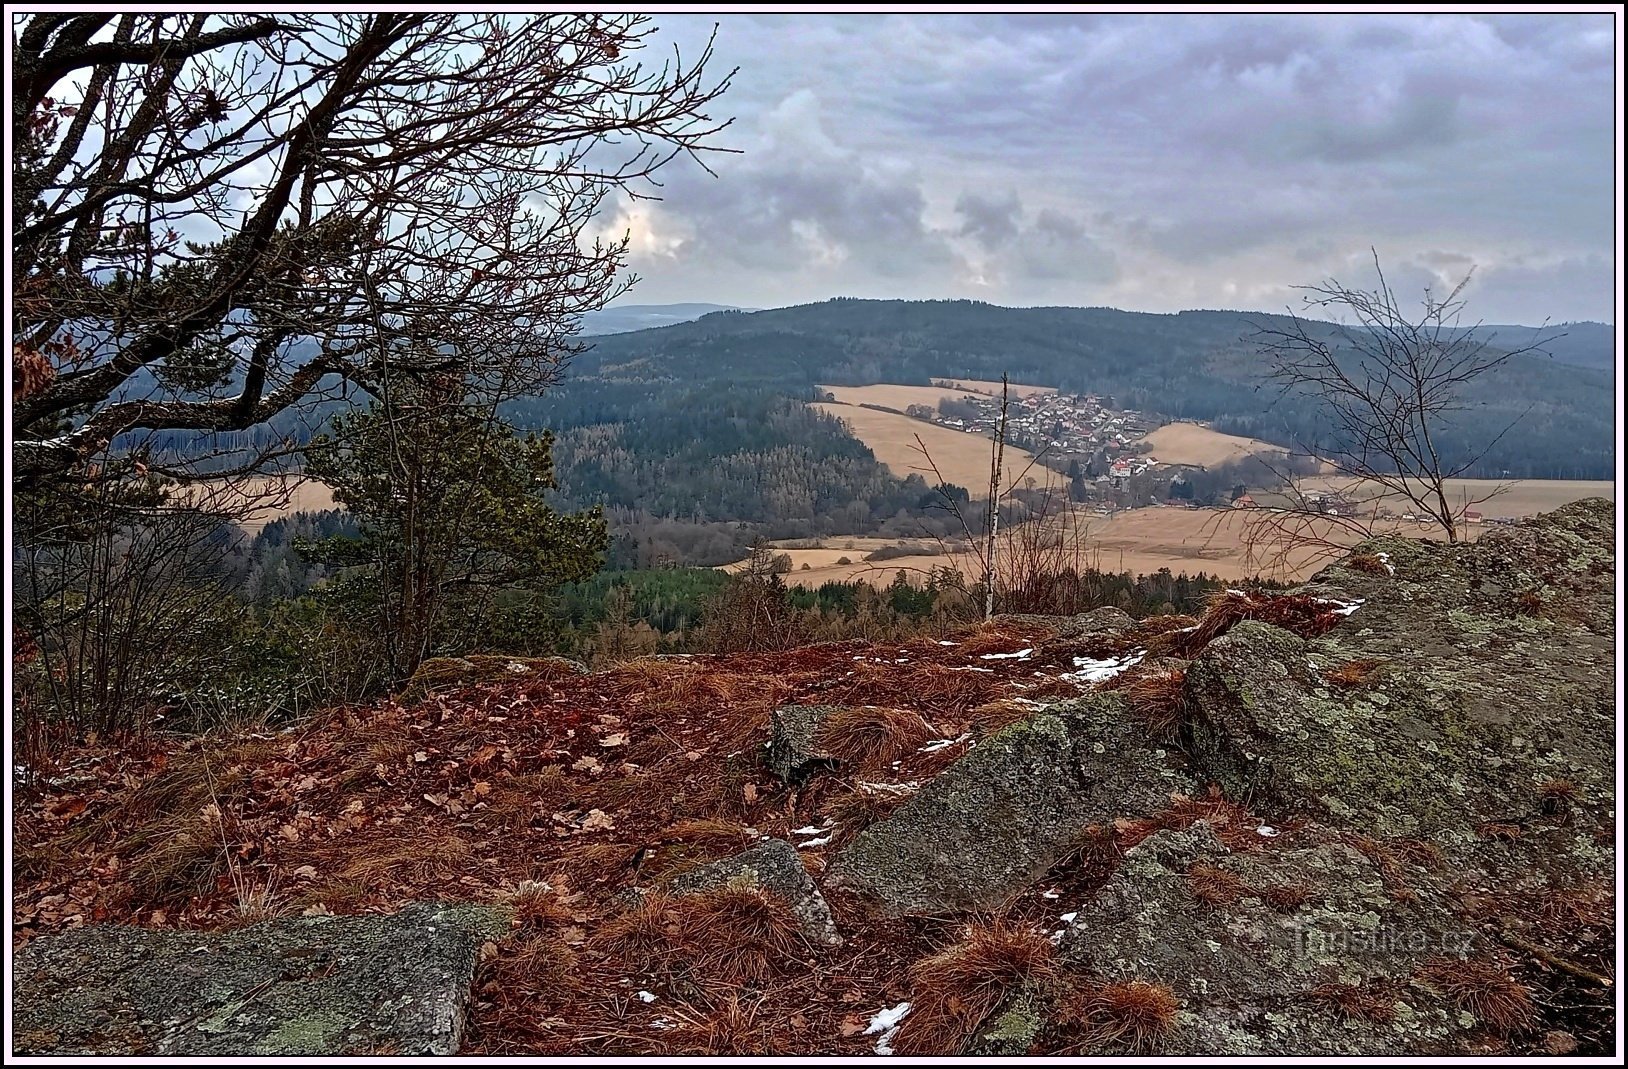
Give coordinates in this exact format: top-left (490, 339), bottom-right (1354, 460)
top-left (333, 822), bottom-right (477, 887)
top-left (668, 996), bottom-right (775, 1055)
top-left (817, 784), bottom-right (911, 848)
top-left (814, 706), bottom-right (934, 770)
top-left (1417, 957), bottom-right (1537, 1035)
top-left (660, 818), bottom-right (757, 851)
top-left (1346, 553), bottom-right (1391, 576)
top-left (1514, 589), bottom-right (1546, 616)
top-left (1185, 862), bottom-right (1246, 907)
top-left (669, 885), bottom-right (809, 984)
top-left (488, 766), bottom-right (571, 830)
top-left (1156, 589), bottom-right (1351, 658)
top-left (893, 920), bottom-right (1058, 1055)
top-left (1325, 657), bottom-right (1386, 689)
top-left (1110, 667), bottom-right (1190, 739)
top-left (1538, 778), bottom-right (1579, 817)
top-left (1309, 981), bottom-right (1396, 1023)
top-left (1057, 979), bottom-right (1181, 1052)
top-left (1257, 881), bottom-right (1316, 913)
top-left (967, 699), bottom-right (1037, 737)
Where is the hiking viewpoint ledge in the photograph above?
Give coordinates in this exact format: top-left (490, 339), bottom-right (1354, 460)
top-left (10, 499), bottom-right (1615, 1056)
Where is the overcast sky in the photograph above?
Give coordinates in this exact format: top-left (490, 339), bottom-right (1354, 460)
top-left (598, 12), bottom-right (1617, 325)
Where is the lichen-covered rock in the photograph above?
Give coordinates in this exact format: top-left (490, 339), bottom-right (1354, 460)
top-left (399, 655), bottom-right (587, 703)
top-left (666, 838), bottom-right (843, 947)
top-left (1184, 501), bottom-right (1615, 879)
top-left (1058, 825), bottom-right (1483, 1055)
top-left (967, 988), bottom-right (1046, 1055)
top-left (763, 705), bottom-right (842, 782)
top-left (825, 697), bottom-right (1191, 916)
top-left (11, 903), bottom-right (508, 1056)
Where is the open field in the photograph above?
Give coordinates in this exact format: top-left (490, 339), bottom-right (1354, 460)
top-left (816, 382), bottom-right (985, 412)
top-left (1140, 421), bottom-right (1285, 467)
top-left (1288, 476), bottom-right (1614, 519)
top-left (188, 475), bottom-right (339, 533)
top-left (810, 401), bottom-right (1041, 495)
top-left (930, 377), bottom-right (1057, 399)
top-left (724, 485), bottom-right (1612, 589)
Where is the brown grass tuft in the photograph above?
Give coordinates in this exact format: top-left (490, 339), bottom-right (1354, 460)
top-left (1324, 657), bottom-right (1386, 689)
top-left (1058, 979), bottom-right (1181, 1052)
top-left (892, 920), bottom-right (1058, 1055)
top-left (817, 783), bottom-right (912, 847)
top-left (508, 879), bottom-right (574, 931)
top-left (1514, 589), bottom-right (1546, 616)
top-left (967, 699), bottom-right (1037, 737)
top-left (1257, 881), bottom-right (1316, 913)
top-left (1538, 778), bottom-right (1579, 817)
top-left (1114, 667), bottom-right (1190, 739)
top-left (667, 884), bottom-right (809, 984)
top-left (1477, 821), bottom-right (1523, 842)
top-left (1186, 862), bottom-right (1246, 907)
top-left (1310, 981), bottom-right (1396, 1023)
top-left (661, 818), bottom-right (756, 850)
top-left (1417, 957), bottom-right (1536, 1035)
top-left (334, 822), bottom-right (476, 887)
top-left (814, 706), bottom-right (934, 770)
top-left (668, 995), bottom-right (775, 1055)
top-left (1347, 553), bottom-right (1391, 576)
top-left (1162, 589), bottom-right (1349, 657)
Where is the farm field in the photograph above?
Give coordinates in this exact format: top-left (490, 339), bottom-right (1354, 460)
top-left (930, 377), bottom-right (1057, 398)
top-left (1140, 421), bottom-right (1285, 467)
top-left (192, 475), bottom-right (339, 533)
top-left (725, 483), bottom-right (1614, 590)
top-left (1287, 476), bottom-right (1614, 519)
top-left (810, 401), bottom-right (1040, 495)
top-left (816, 382), bottom-right (985, 412)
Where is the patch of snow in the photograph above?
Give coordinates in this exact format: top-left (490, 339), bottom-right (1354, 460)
top-left (1042, 889), bottom-right (1060, 900)
top-left (1059, 911), bottom-right (1078, 923)
top-left (637, 990), bottom-right (657, 1003)
top-left (792, 825), bottom-right (827, 835)
top-left (1257, 825), bottom-right (1280, 838)
top-left (1226, 587), bottom-right (1246, 596)
top-left (867, 1001), bottom-right (913, 1055)
top-left (1376, 551), bottom-right (1395, 575)
top-left (1060, 650), bottom-right (1145, 684)
top-left (980, 647), bottom-right (1035, 660)
top-left (797, 834), bottom-right (834, 848)
top-left (948, 665), bottom-right (996, 673)
top-left (1049, 929), bottom-right (1066, 943)
top-left (919, 733), bottom-right (972, 753)
top-left (1316, 596), bottom-right (1366, 617)
top-left (937, 640), bottom-right (957, 646)
top-left (857, 780), bottom-right (921, 794)
top-left (650, 1016), bottom-right (675, 1030)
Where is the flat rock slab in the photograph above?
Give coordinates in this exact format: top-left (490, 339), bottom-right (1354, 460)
top-left (763, 705), bottom-right (841, 782)
top-left (12, 903), bottom-right (507, 1056)
top-left (666, 838), bottom-right (843, 947)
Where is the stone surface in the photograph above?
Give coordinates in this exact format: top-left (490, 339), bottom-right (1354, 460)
top-left (11, 903), bottom-right (508, 1056)
top-left (666, 838), bottom-right (843, 947)
top-left (1183, 500), bottom-right (1615, 877)
top-left (763, 704), bottom-right (842, 782)
top-left (824, 697), bottom-right (1191, 916)
top-left (1057, 825), bottom-right (1483, 1055)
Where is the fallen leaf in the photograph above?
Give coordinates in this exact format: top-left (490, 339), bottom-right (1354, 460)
top-left (572, 756), bottom-right (602, 775)
top-left (471, 781), bottom-right (493, 798)
top-left (423, 792), bottom-right (449, 809)
top-left (684, 751), bottom-right (704, 762)
top-left (599, 733), bottom-right (628, 748)
top-left (302, 903), bottom-right (332, 917)
top-left (292, 865), bottom-right (319, 880)
top-left (743, 783), bottom-right (758, 805)
top-left (839, 1014), bottom-right (867, 1036)
top-left (560, 925), bottom-right (587, 945)
top-left (579, 809), bottom-right (616, 832)
top-left (479, 940), bottom-right (499, 962)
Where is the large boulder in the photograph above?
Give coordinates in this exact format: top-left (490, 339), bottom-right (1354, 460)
top-left (824, 697), bottom-right (1190, 916)
top-left (1057, 824), bottom-right (1484, 1054)
top-left (1183, 500), bottom-right (1615, 883)
top-left (12, 903), bottom-right (507, 1056)
top-left (666, 838), bottom-right (843, 947)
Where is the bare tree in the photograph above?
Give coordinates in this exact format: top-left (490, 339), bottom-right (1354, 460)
top-left (12, 13), bottom-right (733, 487)
top-left (1254, 250), bottom-right (1561, 544)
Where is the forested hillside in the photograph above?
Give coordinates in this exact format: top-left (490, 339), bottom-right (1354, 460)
top-left (522, 299), bottom-right (1612, 527)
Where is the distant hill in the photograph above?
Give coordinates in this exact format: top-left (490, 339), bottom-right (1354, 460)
top-left (538, 298), bottom-right (1611, 481)
top-left (578, 303), bottom-right (757, 336)
top-left (1444, 321), bottom-right (1614, 372)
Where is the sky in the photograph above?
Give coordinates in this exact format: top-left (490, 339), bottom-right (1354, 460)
top-left (597, 11), bottom-right (1619, 325)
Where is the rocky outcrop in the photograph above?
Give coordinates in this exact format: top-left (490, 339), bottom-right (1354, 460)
top-left (666, 838), bottom-right (843, 947)
top-left (12, 903), bottom-right (508, 1056)
top-left (825, 698), bottom-right (1191, 915)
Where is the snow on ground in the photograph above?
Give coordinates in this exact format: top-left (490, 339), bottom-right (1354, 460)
top-left (866, 1001), bottom-right (913, 1055)
top-left (979, 648), bottom-right (1035, 660)
top-left (1060, 650), bottom-right (1145, 684)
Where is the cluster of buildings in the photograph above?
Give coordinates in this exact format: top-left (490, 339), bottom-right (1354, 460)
top-left (907, 389), bottom-right (1157, 479)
